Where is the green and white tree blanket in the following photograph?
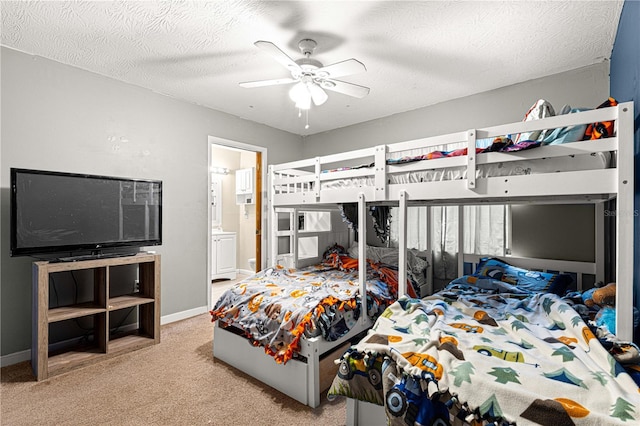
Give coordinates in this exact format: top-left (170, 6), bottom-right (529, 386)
top-left (329, 286), bottom-right (640, 425)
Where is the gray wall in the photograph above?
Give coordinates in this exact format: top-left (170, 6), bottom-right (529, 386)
top-left (0, 47), bottom-right (302, 357)
top-left (511, 204), bottom-right (595, 262)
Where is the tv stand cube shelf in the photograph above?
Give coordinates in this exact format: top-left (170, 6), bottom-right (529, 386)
top-left (32, 253), bottom-right (160, 380)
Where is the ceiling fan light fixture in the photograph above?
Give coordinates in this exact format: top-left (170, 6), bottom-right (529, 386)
top-left (289, 82), bottom-right (312, 110)
top-left (308, 83), bottom-right (328, 106)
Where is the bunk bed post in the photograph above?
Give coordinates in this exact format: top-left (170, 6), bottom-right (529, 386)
top-left (615, 102), bottom-right (635, 341)
top-left (595, 203), bottom-right (605, 287)
top-left (458, 206), bottom-right (465, 276)
top-left (358, 193), bottom-right (367, 325)
top-left (269, 165), bottom-right (276, 267)
top-left (426, 206), bottom-right (433, 296)
top-left (505, 205), bottom-right (512, 256)
top-left (398, 191), bottom-right (408, 297)
top-left (293, 208), bottom-right (299, 267)
top-left (466, 129), bottom-right (477, 190)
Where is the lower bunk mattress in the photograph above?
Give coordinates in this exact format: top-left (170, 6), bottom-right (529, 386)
top-left (328, 281), bottom-right (640, 425)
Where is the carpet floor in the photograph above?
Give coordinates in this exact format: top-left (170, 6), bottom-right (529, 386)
top-left (1, 312), bottom-right (347, 425)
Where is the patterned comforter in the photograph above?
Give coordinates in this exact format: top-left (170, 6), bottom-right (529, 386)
top-left (328, 282), bottom-right (640, 425)
top-left (210, 252), bottom-right (401, 364)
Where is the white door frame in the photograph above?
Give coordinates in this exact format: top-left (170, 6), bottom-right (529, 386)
top-left (207, 136), bottom-right (267, 310)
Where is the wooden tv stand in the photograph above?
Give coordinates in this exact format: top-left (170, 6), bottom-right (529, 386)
top-left (32, 253), bottom-right (160, 380)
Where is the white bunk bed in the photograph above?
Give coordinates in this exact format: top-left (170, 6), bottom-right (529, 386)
top-left (270, 101), bottom-right (635, 341)
top-left (268, 101), bottom-right (636, 422)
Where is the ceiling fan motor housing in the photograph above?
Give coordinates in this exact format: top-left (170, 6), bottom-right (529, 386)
top-left (295, 57), bottom-right (322, 70)
top-left (298, 39), bottom-right (317, 56)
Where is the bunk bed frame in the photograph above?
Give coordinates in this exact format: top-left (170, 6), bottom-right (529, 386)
top-left (271, 102), bottom-right (635, 419)
top-left (213, 315), bottom-right (370, 407)
top-left (270, 101), bottom-right (635, 342)
top-left (214, 101), bottom-right (634, 413)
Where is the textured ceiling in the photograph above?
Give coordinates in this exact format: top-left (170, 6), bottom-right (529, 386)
top-left (1, 1), bottom-right (624, 136)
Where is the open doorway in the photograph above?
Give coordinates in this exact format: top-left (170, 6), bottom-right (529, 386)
top-left (207, 136), bottom-right (267, 310)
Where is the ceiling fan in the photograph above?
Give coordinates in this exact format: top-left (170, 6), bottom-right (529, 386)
top-left (239, 39), bottom-right (370, 109)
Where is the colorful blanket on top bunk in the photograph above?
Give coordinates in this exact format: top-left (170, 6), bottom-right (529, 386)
top-left (322, 137), bottom-right (539, 172)
top-left (322, 97), bottom-right (618, 173)
top-left (210, 247), bottom-right (411, 364)
top-left (328, 279), bottom-right (640, 425)
top-left (386, 137), bottom-right (540, 165)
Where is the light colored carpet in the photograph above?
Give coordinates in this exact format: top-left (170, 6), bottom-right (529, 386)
top-left (1, 310), bottom-right (347, 425)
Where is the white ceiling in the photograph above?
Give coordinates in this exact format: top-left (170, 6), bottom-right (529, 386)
top-left (1, 1), bottom-right (624, 136)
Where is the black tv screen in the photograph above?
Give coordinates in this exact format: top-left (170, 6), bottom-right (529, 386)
top-left (10, 168), bottom-right (162, 257)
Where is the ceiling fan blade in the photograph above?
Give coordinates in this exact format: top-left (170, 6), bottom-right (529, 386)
top-left (239, 77), bottom-right (297, 88)
top-left (322, 79), bottom-right (370, 99)
top-left (316, 59), bottom-right (366, 79)
top-left (254, 40), bottom-right (301, 72)
top-left (308, 84), bottom-right (328, 106)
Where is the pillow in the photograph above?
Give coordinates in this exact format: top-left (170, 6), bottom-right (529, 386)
top-left (347, 243), bottom-right (429, 274)
top-left (347, 242), bottom-right (399, 265)
top-left (447, 275), bottom-right (532, 294)
top-left (347, 243), bottom-right (428, 297)
top-left (473, 257), bottom-right (573, 296)
top-left (542, 105), bottom-right (590, 145)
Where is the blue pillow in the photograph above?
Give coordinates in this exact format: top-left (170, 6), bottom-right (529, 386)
top-left (542, 107), bottom-right (590, 145)
top-left (448, 275), bottom-right (533, 294)
top-left (473, 258), bottom-right (573, 296)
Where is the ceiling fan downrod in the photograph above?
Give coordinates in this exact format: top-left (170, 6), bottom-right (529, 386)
top-left (298, 39), bottom-right (317, 57)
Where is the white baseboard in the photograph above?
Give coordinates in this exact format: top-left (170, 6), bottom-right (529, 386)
top-left (160, 305), bottom-right (209, 325)
top-left (237, 268), bottom-right (254, 276)
top-left (1, 307), bottom-right (210, 368)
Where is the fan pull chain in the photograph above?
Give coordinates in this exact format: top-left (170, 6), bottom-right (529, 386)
top-left (305, 109), bottom-right (309, 129)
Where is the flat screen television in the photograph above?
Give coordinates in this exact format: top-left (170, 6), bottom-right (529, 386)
top-left (10, 168), bottom-right (162, 258)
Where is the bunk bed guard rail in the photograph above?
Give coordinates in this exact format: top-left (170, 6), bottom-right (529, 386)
top-left (269, 103), bottom-right (629, 206)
